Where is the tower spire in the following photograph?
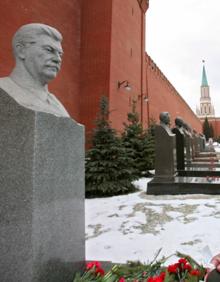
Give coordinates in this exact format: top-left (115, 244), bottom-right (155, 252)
top-left (201, 60), bottom-right (208, 86)
top-left (196, 60), bottom-right (215, 118)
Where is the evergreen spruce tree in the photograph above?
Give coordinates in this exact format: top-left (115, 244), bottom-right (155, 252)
top-left (142, 118), bottom-right (156, 172)
top-left (210, 123), bottom-right (214, 139)
top-left (121, 101), bottom-right (155, 178)
top-left (85, 96), bottom-right (136, 197)
top-left (121, 101), bottom-right (143, 178)
top-left (203, 116), bottom-right (213, 140)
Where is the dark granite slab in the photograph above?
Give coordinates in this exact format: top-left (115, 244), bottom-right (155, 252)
top-left (193, 157), bottom-right (218, 162)
top-left (178, 167), bottom-right (220, 177)
top-left (172, 127), bottom-right (185, 170)
top-left (147, 176), bottom-right (220, 195)
top-left (196, 152), bottom-right (217, 157)
top-left (186, 162), bottom-right (220, 168)
top-left (154, 124), bottom-right (176, 179)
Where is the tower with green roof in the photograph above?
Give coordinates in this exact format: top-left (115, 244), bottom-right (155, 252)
top-left (196, 61), bottom-right (215, 118)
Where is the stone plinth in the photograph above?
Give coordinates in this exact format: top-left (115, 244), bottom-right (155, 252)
top-left (178, 167), bottom-right (220, 177)
top-left (187, 162), bottom-right (220, 168)
top-left (194, 134), bottom-right (201, 157)
top-left (0, 90), bottom-right (85, 282)
top-left (185, 133), bottom-right (193, 164)
top-left (147, 176), bottom-right (220, 195)
top-left (200, 135), bottom-right (206, 151)
top-left (154, 124), bottom-right (176, 181)
top-left (172, 127), bottom-right (185, 170)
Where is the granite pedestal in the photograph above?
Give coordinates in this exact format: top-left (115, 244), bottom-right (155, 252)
top-left (194, 134), bottom-right (201, 156)
top-left (193, 157), bottom-right (218, 162)
top-left (172, 127), bottom-right (185, 170)
top-left (147, 176), bottom-right (220, 195)
top-left (178, 167), bottom-right (220, 177)
top-left (0, 90), bottom-right (85, 282)
top-left (148, 158), bottom-right (220, 195)
top-left (154, 124), bottom-right (176, 181)
top-left (187, 161), bottom-right (220, 168)
top-left (199, 135), bottom-right (206, 151)
top-left (196, 152), bottom-right (217, 157)
top-left (184, 133), bottom-right (193, 164)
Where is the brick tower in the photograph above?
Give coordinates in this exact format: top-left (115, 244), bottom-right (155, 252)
top-left (197, 61), bottom-right (215, 118)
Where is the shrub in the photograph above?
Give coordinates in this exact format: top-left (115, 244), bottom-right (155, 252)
top-left (85, 96), bottom-right (137, 197)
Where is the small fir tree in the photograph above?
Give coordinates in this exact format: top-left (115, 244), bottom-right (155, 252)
top-left (121, 101), bottom-right (155, 177)
top-left (142, 118), bottom-right (156, 172)
top-left (85, 96), bottom-right (136, 197)
top-left (121, 101), bottom-right (143, 178)
top-left (203, 116), bottom-right (214, 140)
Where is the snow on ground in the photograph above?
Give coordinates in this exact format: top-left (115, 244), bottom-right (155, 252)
top-left (86, 178), bottom-right (220, 265)
top-left (214, 144), bottom-right (220, 153)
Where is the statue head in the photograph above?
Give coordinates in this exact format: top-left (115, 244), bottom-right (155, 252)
top-left (12, 23), bottom-right (63, 86)
top-left (182, 122), bottom-right (192, 132)
top-left (175, 116), bottom-right (184, 128)
top-left (159, 112), bottom-right (170, 126)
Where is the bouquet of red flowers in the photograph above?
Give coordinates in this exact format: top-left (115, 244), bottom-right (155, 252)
top-left (73, 252), bottom-right (207, 282)
top-left (147, 253), bottom-right (206, 282)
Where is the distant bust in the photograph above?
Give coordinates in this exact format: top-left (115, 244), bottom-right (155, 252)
top-left (0, 23), bottom-right (69, 117)
top-left (159, 112), bottom-right (173, 134)
top-left (175, 117), bottom-right (184, 129)
top-left (159, 112), bottom-right (170, 127)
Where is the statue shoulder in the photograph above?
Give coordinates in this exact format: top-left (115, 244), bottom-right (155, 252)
top-left (0, 77), bottom-right (15, 94)
top-left (0, 76), bottom-right (10, 86)
top-left (0, 76), bottom-right (14, 96)
top-left (47, 92), bottom-right (70, 117)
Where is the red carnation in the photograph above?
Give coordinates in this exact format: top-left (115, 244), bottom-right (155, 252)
top-left (167, 263), bottom-right (178, 273)
top-left (86, 262), bottom-right (94, 270)
top-left (178, 258), bottom-right (188, 265)
top-left (159, 271), bottom-right (166, 280)
top-left (183, 263), bottom-right (192, 271)
top-left (95, 267), bottom-right (105, 276)
top-left (118, 278), bottom-right (126, 282)
top-left (147, 274), bottom-right (165, 282)
top-left (86, 261), bottom-right (101, 270)
top-left (190, 269), bottom-right (200, 276)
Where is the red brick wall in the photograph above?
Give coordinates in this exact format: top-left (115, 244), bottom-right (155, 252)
top-left (109, 0), bottom-right (147, 133)
top-left (0, 0), bottom-right (81, 119)
top-left (207, 119), bottom-right (220, 138)
top-left (213, 120), bottom-right (220, 138)
top-left (146, 55), bottom-right (202, 132)
top-left (79, 0), bottom-right (147, 136)
top-left (79, 0), bottom-right (112, 137)
top-left (0, 0), bottom-right (206, 139)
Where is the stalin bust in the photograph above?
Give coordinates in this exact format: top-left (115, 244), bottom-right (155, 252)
top-left (0, 23), bottom-right (69, 117)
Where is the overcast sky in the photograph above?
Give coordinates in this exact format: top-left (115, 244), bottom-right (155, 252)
top-left (146, 0), bottom-right (220, 116)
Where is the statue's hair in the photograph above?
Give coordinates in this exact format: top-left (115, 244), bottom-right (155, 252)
top-left (175, 116), bottom-right (184, 127)
top-left (12, 23), bottom-right (62, 56)
top-left (159, 111), bottom-right (169, 121)
top-left (159, 111), bottom-right (170, 126)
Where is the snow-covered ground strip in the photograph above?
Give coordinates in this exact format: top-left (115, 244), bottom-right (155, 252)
top-left (86, 177), bottom-right (220, 265)
top-left (214, 144), bottom-right (220, 153)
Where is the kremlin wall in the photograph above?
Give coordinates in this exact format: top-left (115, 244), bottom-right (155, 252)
top-left (146, 54), bottom-right (202, 131)
top-left (1, 0), bottom-right (219, 140)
